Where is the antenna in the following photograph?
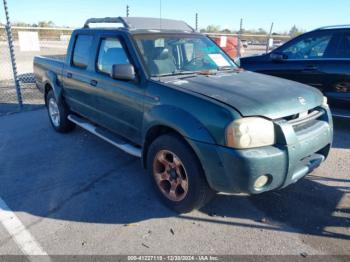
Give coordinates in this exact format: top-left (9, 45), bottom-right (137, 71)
top-left (195, 13), bottom-right (198, 31)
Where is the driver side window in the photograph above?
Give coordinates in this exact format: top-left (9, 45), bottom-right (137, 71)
top-left (97, 38), bottom-right (130, 75)
top-left (281, 34), bottom-right (332, 60)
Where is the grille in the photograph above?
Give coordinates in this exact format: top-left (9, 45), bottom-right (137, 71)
top-left (286, 108), bottom-right (325, 133)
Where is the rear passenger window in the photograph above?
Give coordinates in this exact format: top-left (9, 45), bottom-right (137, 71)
top-left (97, 38), bottom-right (130, 75)
top-left (335, 33), bottom-right (350, 58)
top-left (281, 34), bottom-right (332, 60)
top-left (72, 35), bottom-right (93, 68)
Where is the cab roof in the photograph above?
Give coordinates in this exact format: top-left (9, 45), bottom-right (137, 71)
top-left (83, 17), bottom-right (196, 33)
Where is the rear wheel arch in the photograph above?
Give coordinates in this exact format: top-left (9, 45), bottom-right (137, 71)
top-left (44, 71), bottom-right (63, 103)
top-left (45, 89), bottom-right (75, 133)
top-left (44, 83), bottom-right (53, 105)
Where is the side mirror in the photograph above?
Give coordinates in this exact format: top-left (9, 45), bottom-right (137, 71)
top-left (270, 53), bottom-right (286, 62)
top-left (111, 64), bottom-right (135, 81)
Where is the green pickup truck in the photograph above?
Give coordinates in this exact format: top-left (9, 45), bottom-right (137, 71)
top-left (34, 17), bottom-right (333, 213)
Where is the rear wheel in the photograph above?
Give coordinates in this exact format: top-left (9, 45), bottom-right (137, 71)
top-left (147, 134), bottom-right (214, 213)
top-left (46, 90), bottom-right (75, 133)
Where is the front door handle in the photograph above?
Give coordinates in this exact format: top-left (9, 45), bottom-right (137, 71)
top-left (90, 80), bottom-right (98, 87)
top-left (303, 65), bottom-right (318, 71)
top-left (67, 72), bottom-right (73, 78)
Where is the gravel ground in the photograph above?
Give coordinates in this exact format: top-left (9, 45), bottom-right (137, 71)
top-left (0, 109), bottom-right (349, 258)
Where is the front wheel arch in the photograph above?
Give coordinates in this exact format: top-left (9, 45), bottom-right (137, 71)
top-left (142, 125), bottom-right (186, 169)
top-left (146, 133), bottom-right (215, 213)
top-left (142, 125), bottom-right (216, 197)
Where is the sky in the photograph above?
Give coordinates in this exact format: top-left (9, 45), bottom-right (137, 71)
top-left (1, 0), bottom-right (350, 33)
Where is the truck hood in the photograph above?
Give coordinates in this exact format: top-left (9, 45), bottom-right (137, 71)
top-left (165, 71), bottom-right (323, 119)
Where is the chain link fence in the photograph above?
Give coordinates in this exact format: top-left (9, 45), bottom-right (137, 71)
top-left (0, 25), bottom-right (72, 115)
top-left (0, 27), bottom-right (16, 115)
top-left (205, 33), bottom-right (292, 59)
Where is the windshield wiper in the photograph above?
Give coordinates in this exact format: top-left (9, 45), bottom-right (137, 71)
top-left (217, 66), bottom-right (244, 73)
top-left (154, 70), bottom-right (217, 78)
top-left (217, 66), bottom-right (235, 71)
top-left (152, 71), bottom-right (198, 78)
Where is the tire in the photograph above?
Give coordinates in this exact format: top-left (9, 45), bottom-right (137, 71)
top-left (46, 90), bottom-right (75, 133)
top-left (147, 134), bottom-right (215, 213)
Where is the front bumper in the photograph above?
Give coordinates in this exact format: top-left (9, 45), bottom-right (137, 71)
top-left (188, 106), bottom-right (333, 194)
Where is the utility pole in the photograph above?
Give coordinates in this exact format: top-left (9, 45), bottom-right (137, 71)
top-left (266, 22), bottom-right (274, 53)
top-left (3, 0), bottom-right (22, 108)
top-left (126, 5), bottom-right (130, 17)
top-left (195, 13), bottom-right (198, 32)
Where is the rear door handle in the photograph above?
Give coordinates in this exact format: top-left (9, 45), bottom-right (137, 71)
top-left (90, 80), bottom-right (98, 87)
top-left (67, 72), bottom-right (73, 78)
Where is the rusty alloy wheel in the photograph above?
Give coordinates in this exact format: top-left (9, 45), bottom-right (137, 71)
top-left (152, 150), bottom-right (189, 202)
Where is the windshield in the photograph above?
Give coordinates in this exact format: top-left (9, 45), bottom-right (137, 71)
top-left (133, 34), bottom-right (237, 77)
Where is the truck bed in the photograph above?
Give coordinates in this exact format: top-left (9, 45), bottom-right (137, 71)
top-left (42, 54), bottom-right (66, 61)
top-left (33, 55), bottom-right (66, 93)
top-left (34, 54), bottom-right (66, 64)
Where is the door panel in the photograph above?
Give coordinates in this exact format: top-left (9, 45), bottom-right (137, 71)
top-left (63, 67), bottom-right (99, 119)
top-left (322, 60), bottom-right (350, 108)
top-left (262, 31), bottom-right (335, 88)
top-left (93, 76), bottom-right (145, 143)
top-left (324, 31), bottom-right (350, 108)
top-left (62, 34), bottom-right (99, 120)
top-left (92, 37), bottom-right (144, 144)
top-left (257, 59), bottom-right (309, 83)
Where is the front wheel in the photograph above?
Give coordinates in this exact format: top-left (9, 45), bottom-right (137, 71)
top-left (147, 134), bottom-right (214, 213)
top-left (46, 90), bottom-right (75, 133)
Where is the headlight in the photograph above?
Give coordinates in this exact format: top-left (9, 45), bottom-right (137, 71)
top-left (323, 96), bottom-right (328, 106)
top-left (226, 117), bottom-right (275, 149)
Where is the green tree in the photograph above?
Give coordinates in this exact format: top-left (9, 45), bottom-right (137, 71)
top-left (289, 25), bottom-right (304, 37)
top-left (38, 21), bottom-right (56, 28)
top-left (257, 28), bottom-right (267, 34)
top-left (12, 21), bottom-right (31, 27)
top-left (220, 28), bottom-right (232, 34)
top-left (202, 25), bottom-right (221, 33)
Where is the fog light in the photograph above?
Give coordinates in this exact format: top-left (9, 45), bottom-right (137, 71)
top-left (254, 175), bottom-right (270, 189)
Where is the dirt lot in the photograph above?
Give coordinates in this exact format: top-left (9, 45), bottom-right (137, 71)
top-left (0, 109), bottom-right (349, 258)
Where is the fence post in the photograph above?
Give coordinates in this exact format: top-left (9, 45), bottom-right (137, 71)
top-left (237, 18), bottom-right (243, 58)
top-left (126, 5), bottom-right (130, 17)
top-left (3, 0), bottom-right (23, 109)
